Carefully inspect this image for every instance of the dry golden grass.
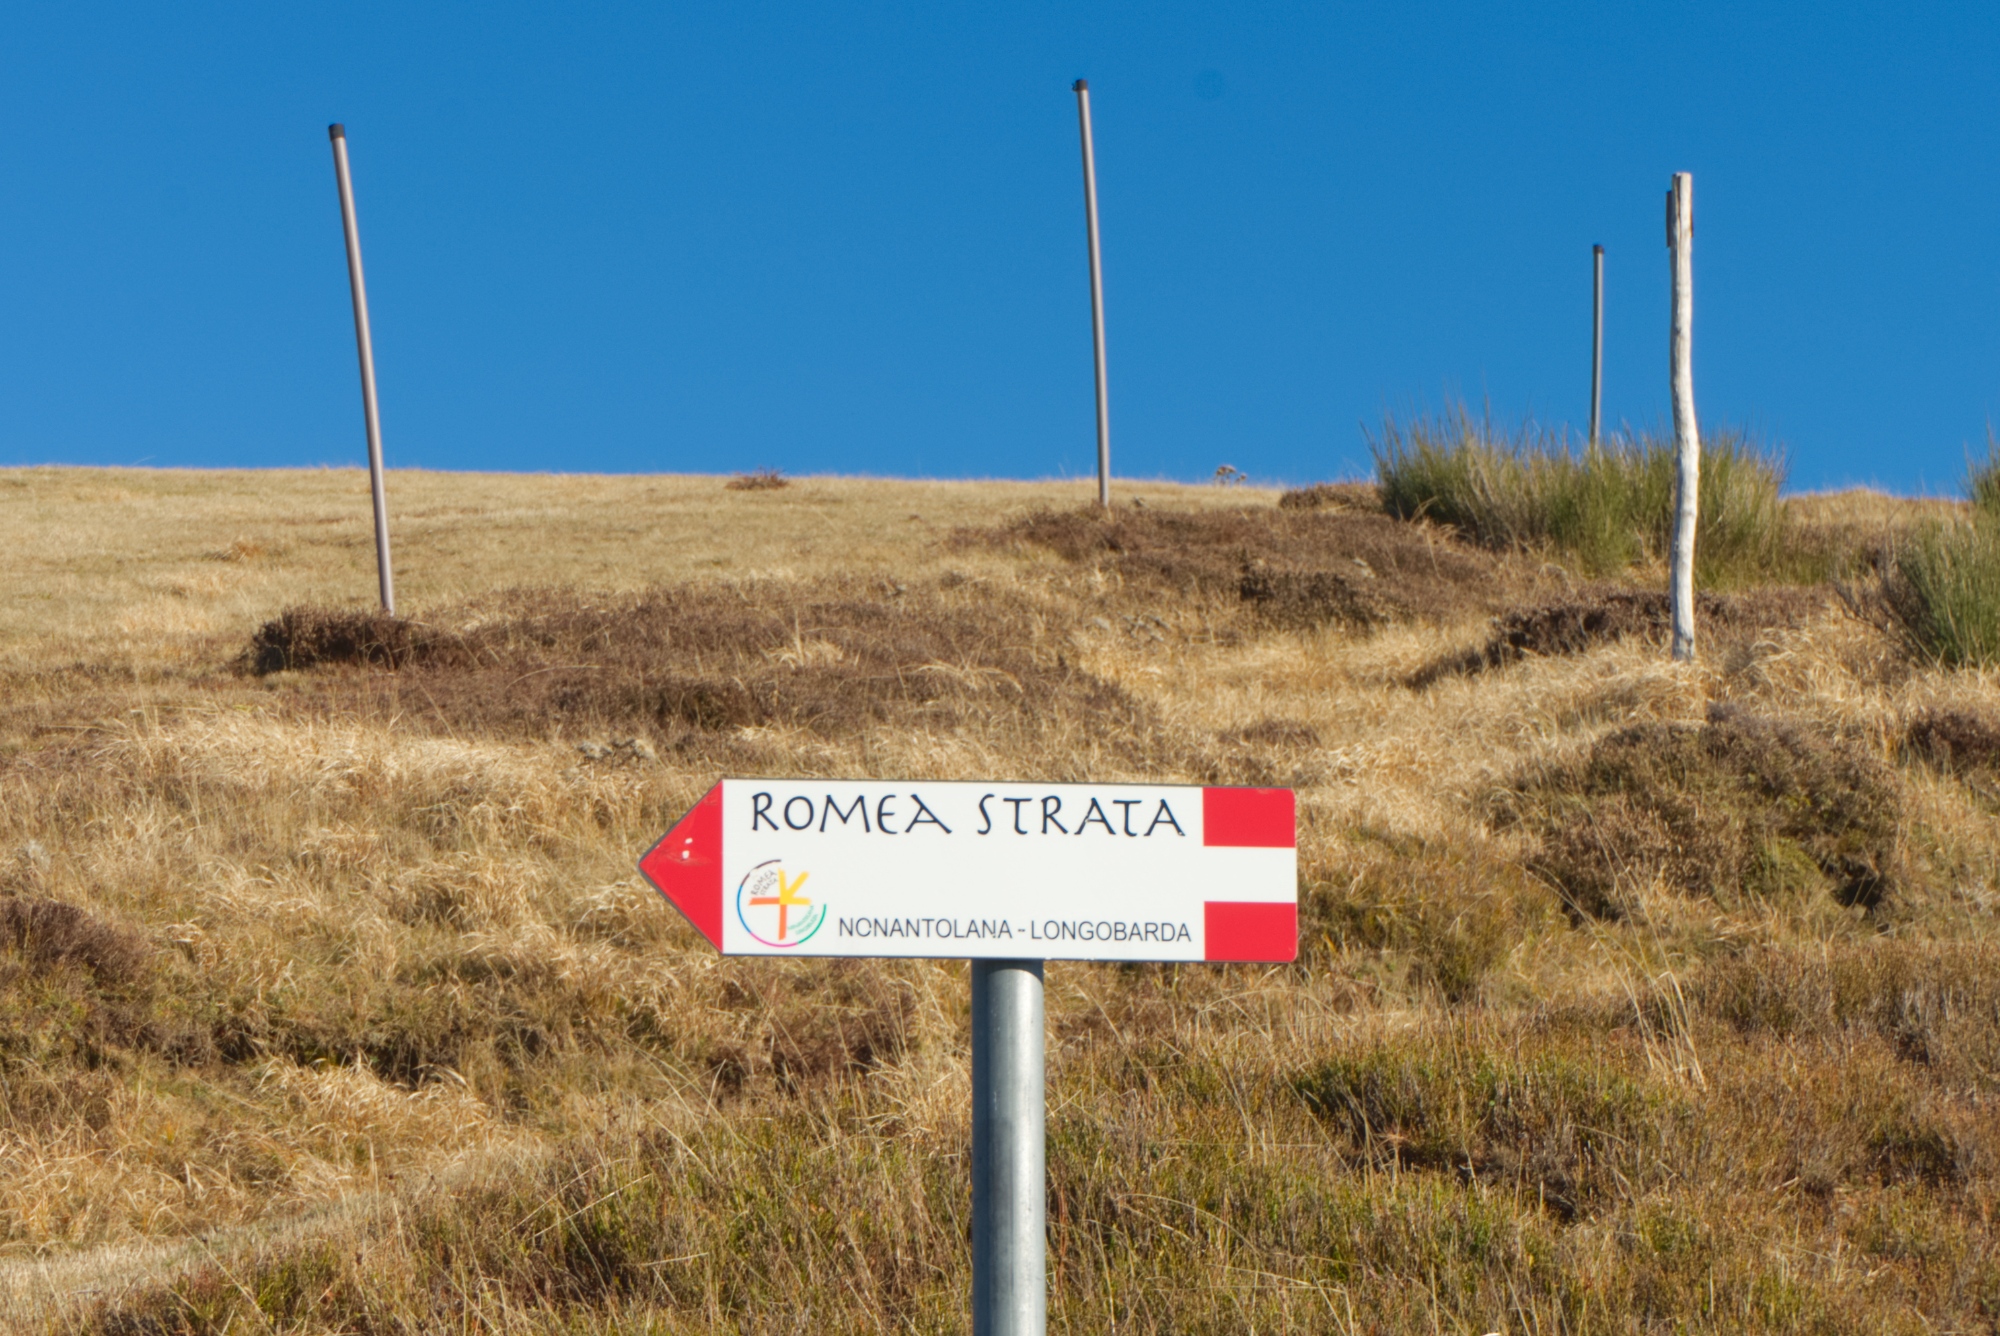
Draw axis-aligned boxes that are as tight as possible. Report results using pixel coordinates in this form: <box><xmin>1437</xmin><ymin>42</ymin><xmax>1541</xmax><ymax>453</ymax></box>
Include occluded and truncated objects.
<box><xmin>3</xmin><ymin>468</ymin><xmax>1999</xmax><ymax>1332</ymax></box>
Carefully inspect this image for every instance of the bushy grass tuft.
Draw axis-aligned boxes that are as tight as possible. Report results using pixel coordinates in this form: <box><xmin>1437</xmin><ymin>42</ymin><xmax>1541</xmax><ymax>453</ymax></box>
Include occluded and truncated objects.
<box><xmin>1876</xmin><ymin>437</ymin><xmax>2000</xmax><ymax>668</ymax></box>
<box><xmin>1884</xmin><ymin>518</ymin><xmax>2000</xmax><ymax>667</ymax></box>
<box><xmin>1371</xmin><ymin>410</ymin><xmax>1786</xmax><ymax>582</ymax></box>
<box><xmin>1968</xmin><ymin>435</ymin><xmax>2000</xmax><ymax>519</ymax></box>
<box><xmin>1508</xmin><ymin>702</ymin><xmax>1903</xmax><ymax>920</ymax></box>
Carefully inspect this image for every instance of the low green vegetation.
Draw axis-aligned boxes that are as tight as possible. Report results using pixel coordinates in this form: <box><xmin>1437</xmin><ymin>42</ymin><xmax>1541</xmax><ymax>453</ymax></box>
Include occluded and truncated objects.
<box><xmin>1371</xmin><ymin>410</ymin><xmax>1786</xmax><ymax>583</ymax></box>
<box><xmin>1883</xmin><ymin>441</ymin><xmax>2000</xmax><ymax>667</ymax></box>
<box><xmin>1968</xmin><ymin>435</ymin><xmax>2000</xmax><ymax>519</ymax></box>
<box><xmin>1884</xmin><ymin>519</ymin><xmax>2000</xmax><ymax>667</ymax></box>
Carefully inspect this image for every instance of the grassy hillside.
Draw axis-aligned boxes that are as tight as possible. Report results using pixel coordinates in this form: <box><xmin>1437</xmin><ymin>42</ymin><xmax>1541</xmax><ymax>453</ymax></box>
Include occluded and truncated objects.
<box><xmin>2</xmin><ymin>466</ymin><xmax>1998</xmax><ymax>1333</ymax></box>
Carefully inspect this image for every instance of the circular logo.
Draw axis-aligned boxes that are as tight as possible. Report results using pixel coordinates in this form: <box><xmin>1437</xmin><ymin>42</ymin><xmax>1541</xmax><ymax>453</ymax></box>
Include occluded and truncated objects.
<box><xmin>735</xmin><ymin>859</ymin><xmax>825</xmax><ymax>948</ymax></box>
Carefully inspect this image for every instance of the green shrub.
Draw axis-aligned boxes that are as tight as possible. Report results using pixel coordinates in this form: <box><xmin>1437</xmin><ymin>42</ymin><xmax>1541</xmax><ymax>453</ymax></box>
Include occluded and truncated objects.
<box><xmin>1968</xmin><ymin>436</ymin><xmax>2000</xmax><ymax>520</ymax></box>
<box><xmin>1884</xmin><ymin>519</ymin><xmax>2000</xmax><ymax>667</ymax></box>
<box><xmin>1370</xmin><ymin>411</ymin><xmax>1786</xmax><ymax>582</ymax></box>
<box><xmin>1877</xmin><ymin>435</ymin><xmax>2000</xmax><ymax>668</ymax></box>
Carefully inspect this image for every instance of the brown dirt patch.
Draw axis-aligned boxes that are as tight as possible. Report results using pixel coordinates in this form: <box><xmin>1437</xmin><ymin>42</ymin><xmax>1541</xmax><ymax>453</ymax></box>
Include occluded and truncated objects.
<box><xmin>1410</xmin><ymin>586</ymin><xmax>1838</xmax><ymax>687</ymax></box>
<box><xmin>1508</xmin><ymin>703</ymin><xmax>1902</xmax><ymax>919</ymax></box>
<box><xmin>977</xmin><ymin>503</ymin><xmax>1527</xmax><ymax>630</ymax></box>
<box><xmin>245</xmin><ymin>583</ymin><xmax>1169</xmax><ymax>762</ymax></box>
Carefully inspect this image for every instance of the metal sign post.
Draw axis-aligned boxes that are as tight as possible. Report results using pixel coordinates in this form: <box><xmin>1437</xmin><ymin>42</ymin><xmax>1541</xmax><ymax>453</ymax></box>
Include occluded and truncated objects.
<box><xmin>1590</xmin><ymin>244</ymin><xmax>1604</xmax><ymax>448</ymax></box>
<box><xmin>972</xmin><ymin>959</ymin><xmax>1045</xmax><ymax>1336</ymax></box>
<box><xmin>1072</xmin><ymin>80</ymin><xmax>1112</xmax><ymax>510</ymax></box>
<box><xmin>639</xmin><ymin>779</ymin><xmax>1297</xmax><ymax>1334</ymax></box>
<box><xmin>327</xmin><ymin>124</ymin><xmax>397</xmax><ymax>617</ymax></box>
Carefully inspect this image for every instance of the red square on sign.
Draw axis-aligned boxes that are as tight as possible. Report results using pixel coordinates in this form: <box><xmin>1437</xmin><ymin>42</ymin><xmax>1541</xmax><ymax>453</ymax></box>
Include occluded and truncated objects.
<box><xmin>1202</xmin><ymin>787</ymin><xmax>1295</xmax><ymax>847</ymax></box>
<box><xmin>1204</xmin><ymin>901</ymin><xmax>1297</xmax><ymax>962</ymax></box>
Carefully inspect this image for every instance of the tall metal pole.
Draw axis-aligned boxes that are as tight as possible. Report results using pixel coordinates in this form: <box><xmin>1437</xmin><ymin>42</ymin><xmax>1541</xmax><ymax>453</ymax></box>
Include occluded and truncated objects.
<box><xmin>971</xmin><ymin>959</ymin><xmax>1045</xmax><ymax>1336</ymax></box>
<box><xmin>1072</xmin><ymin>81</ymin><xmax>1111</xmax><ymax>510</ymax></box>
<box><xmin>1666</xmin><ymin>173</ymin><xmax>1698</xmax><ymax>662</ymax></box>
<box><xmin>328</xmin><ymin>124</ymin><xmax>397</xmax><ymax>617</ymax></box>
<box><xmin>1589</xmin><ymin>244</ymin><xmax>1604</xmax><ymax>448</ymax></box>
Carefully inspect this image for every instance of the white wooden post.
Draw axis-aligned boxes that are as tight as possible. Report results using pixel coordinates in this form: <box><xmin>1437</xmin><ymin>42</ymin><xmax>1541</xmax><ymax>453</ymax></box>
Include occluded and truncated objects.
<box><xmin>1666</xmin><ymin>173</ymin><xmax>1697</xmax><ymax>661</ymax></box>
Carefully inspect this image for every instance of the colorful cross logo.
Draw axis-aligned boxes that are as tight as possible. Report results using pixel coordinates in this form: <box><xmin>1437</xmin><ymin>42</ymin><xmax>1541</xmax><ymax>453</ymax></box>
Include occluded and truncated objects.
<box><xmin>734</xmin><ymin>859</ymin><xmax>826</xmax><ymax>948</ymax></box>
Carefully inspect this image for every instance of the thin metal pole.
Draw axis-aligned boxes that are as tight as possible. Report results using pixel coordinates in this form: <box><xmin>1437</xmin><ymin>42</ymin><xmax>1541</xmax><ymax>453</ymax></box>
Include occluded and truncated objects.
<box><xmin>328</xmin><ymin>123</ymin><xmax>397</xmax><ymax>617</ymax></box>
<box><xmin>1666</xmin><ymin>173</ymin><xmax>1698</xmax><ymax>661</ymax></box>
<box><xmin>1589</xmin><ymin>244</ymin><xmax>1604</xmax><ymax>448</ymax></box>
<box><xmin>1072</xmin><ymin>81</ymin><xmax>1111</xmax><ymax>510</ymax></box>
<box><xmin>971</xmin><ymin>959</ymin><xmax>1045</xmax><ymax>1336</ymax></box>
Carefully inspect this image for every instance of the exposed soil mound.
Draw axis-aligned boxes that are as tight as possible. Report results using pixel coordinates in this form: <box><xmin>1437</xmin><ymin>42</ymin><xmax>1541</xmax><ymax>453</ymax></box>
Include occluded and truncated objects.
<box><xmin>1905</xmin><ymin>710</ymin><xmax>2000</xmax><ymax>778</ymax></box>
<box><xmin>1411</xmin><ymin>586</ymin><xmax>1837</xmax><ymax>687</ymax></box>
<box><xmin>246</xmin><ymin>583</ymin><xmax>1166</xmax><ymax>758</ymax></box>
<box><xmin>1509</xmin><ymin>703</ymin><xmax>1901</xmax><ymax>919</ymax></box>
<box><xmin>980</xmin><ymin>504</ymin><xmax>1520</xmax><ymax>629</ymax></box>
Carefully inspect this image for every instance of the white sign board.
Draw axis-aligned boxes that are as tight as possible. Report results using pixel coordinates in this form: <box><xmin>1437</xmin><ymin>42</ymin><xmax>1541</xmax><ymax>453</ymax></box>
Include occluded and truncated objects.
<box><xmin>639</xmin><ymin>779</ymin><xmax>1297</xmax><ymax>962</ymax></box>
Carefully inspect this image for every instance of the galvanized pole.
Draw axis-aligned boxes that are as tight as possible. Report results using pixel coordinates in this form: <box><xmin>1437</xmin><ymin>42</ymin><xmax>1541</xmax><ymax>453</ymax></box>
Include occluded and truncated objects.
<box><xmin>1589</xmin><ymin>244</ymin><xmax>1604</xmax><ymax>448</ymax></box>
<box><xmin>1072</xmin><ymin>80</ymin><xmax>1111</xmax><ymax>510</ymax></box>
<box><xmin>971</xmin><ymin>959</ymin><xmax>1045</xmax><ymax>1336</ymax></box>
<box><xmin>328</xmin><ymin>124</ymin><xmax>397</xmax><ymax>617</ymax></box>
<box><xmin>1666</xmin><ymin>173</ymin><xmax>1698</xmax><ymax>661</ymax></box>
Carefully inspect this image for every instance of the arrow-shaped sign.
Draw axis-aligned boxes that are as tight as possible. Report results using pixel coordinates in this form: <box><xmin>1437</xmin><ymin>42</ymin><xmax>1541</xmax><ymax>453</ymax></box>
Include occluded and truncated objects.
<box><xmin>639</xmin><ymin>779</ymin><xmax>1296</xmax><ymax>962</ymax></box>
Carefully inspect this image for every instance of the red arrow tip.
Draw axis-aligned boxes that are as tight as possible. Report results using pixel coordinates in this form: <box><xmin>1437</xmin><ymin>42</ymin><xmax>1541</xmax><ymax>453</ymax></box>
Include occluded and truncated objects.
<box><xmin>638</xmin><ymin>783</ymin><xmax>725</xmax><ymax>950</ymax></box>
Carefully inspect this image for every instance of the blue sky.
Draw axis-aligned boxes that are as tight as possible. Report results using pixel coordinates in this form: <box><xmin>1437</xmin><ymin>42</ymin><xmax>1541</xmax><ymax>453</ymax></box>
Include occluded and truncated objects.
<box><xmin>0</xmin><ymin>2</ymin><xmax>1995</xmax><ymax>492</ymax></box>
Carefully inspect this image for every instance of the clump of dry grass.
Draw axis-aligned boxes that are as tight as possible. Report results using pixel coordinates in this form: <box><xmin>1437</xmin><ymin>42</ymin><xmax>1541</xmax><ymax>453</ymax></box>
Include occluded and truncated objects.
<box><xmin>1906</xmin><ymin>707</ymin><xmax>2000</xmax><ymax>777</ymax></box>
<box><xmin>246</xmin><ymin>606</ymin><xmax>427</xmax><ymax>672</ymax></box>
<box><xmin>1701</xmin><ymin>940</ymin><xmax>2000</xmax><ymax>1085</ymax></box>
<box><xmin>726</xmin><ymin>467</ymin><xmax>789</xmax><ymax>491</ymax></box>
<box><xmin>1409</xmin><ymin>585</ymin><xmax>1836</xmax><ymax>687</ymax></box>
<box><xmin>247</xmin><ymin>583</ymin><xmax>1171</xmax><ymax>771</ymax></box>
<box><xmin>1304</xmin><ymin>839</ymin><xmax>1554</xmax><ymax>1002</ymax></box>
<box><xmin>1508</xmin><ymin>702</ymin><xmax>1904</xmax><ymax>918</ymax></box>
<box><xmin>1277</xmin><ymin>480</ymin><xmax>1378</xmax><ymax>511</ymax></box>
<box><xmin>986</xmin><ymin>501</ymin><xmax>1535</xmax><ymax>630</ymax></box>
<box><xmin>0</xmin><ymin>896</ymin><xmax>147</xmax><ymax>987</ymax></box>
